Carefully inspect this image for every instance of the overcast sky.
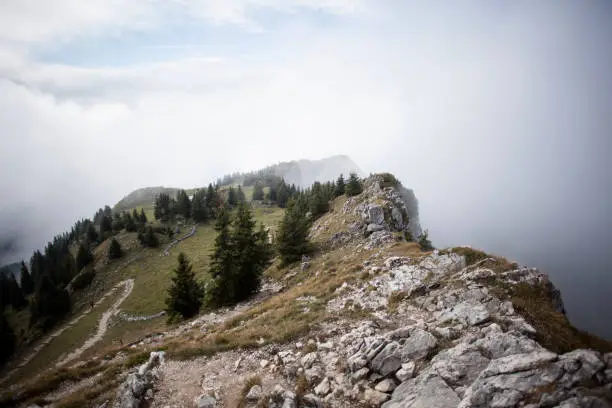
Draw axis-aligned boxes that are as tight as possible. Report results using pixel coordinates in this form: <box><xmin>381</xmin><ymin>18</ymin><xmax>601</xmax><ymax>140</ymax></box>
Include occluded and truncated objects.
<box><xmin>1</xmin><ymin>1</ymin><xmax>611</xmax><ymax>336</ymax></box>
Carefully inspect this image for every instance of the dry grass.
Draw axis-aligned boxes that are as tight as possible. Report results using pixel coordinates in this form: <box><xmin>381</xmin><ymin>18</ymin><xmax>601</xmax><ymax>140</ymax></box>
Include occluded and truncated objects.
<box><xmin>387</xmin><ymin>290</ymin><xmax>408</xmax><ymax>314</ymax></box>
<box><xmin>502</xmin><ymin>282</ymin><xmax>612</xmax><ymax>354</ymax></box>
<box><xmin>166</xmin><ymin>245</ymin><xmax>376</xmax><ymax>360</ymax></box>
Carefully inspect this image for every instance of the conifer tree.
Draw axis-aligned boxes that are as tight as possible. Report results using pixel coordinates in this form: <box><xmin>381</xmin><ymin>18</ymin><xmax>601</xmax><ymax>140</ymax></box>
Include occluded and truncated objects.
<box><xmin>0</xmin><ymin>274</ymin><xmax>27</xmax><ymax>310</ymax></box>
<box><xmin>86</xmin><ymin>224</ymin><xmax>99</xmax><ymax>245</ymax></box>
<box><xmin>132</xmin><ymin>208</ymin><xmax>140</xmax><ymax>223</ymax></box>
<box><xmin>138</xmin><ymin>226</ymin><xmax>159</xmax><ymax>248</ymax></box>
<box><xmin>252</xmin><ymin>182</ymin><xmax>265</xmax><ymax>201</ymax></box>
<box><xmin>227</xmin><ymin>186</ymin><xmax>238</xmax><ymax>206</ymax></box>
<box><xmin>30</xmin><ymin>275</ymin><xmax>71</xmax><ymax>330</ymax></box>
<box><xmin>76</xmin><ymin>243</ymin><xmax>94</xmax><ymax>272</ymax></box>
<box><xmin>276</xmin><ymin>196</ymin><xmax>312</xmax><ymax>265</ymax></box>
<box><xmin>176</xmin><ymin>190</ymin><xmax>192</xmax><ymax>219</ymax></box>
<box><xmin>345</xmin><ymin>173</ymin><xmax>363</xmax><ymax>197</ymax></box>
<box><xmin>276</xmin><ymin>180</ymin><xmax>290</xmax><ymax>208</ymax></box>
<box><xmin>108</xmin><ymin>238</ymin><xmax>123</xmax><ymax>260</ymax></box>
<box><xmin>140</xmin><ymin>208</ymin><xmax>148</xmax><ymax>224</ymax></box>
<box><xmin>191</xmin><ymin>189</ymin><xmax>210</xmax><ymax>223</ymax></box>
<box><xmin>0</xmin><ymin>312</ymin><xmax>16</xmax><ymax>365</ymax></box>
<box><xmin>20</xmin><ymin>261</ymin><xmax>34</xmax><ymax>295</ymax></box>
<box><xmin>418</xmin><ymin>230</ymin><xmax>434</xmax><ymax>251</ymax></box>
<box><xmin>237</xmin><ymin>185</ymin><xmax>246</xmax><ymax>203</ymax></box>
<box><xmin>207</xmin><ymin>208</ymin><xmax>235</xmax><ymax>307</ymax></box>
<box><xmin>334</xmin><ymin>174</ymin><xmax>345</xmax><ymax>197</ymax></box>
<box><xmin>124</xmin><ymin>212</ymin><xmax>137</xmax><ymax>232</ymax></box>
<box><xmin>231</xmin><ymin>202</ymin><xmax>268</xmax><ymax>301</ymax></box>
<box><xmin>165</xmin><ymin>253</ymin><xmax>204</xmax><ymax>320</ymax></box>
<box><xmin>99</xmin><ymin>215</ymin><xmax>113</xmax><ymax>238</ymax></box>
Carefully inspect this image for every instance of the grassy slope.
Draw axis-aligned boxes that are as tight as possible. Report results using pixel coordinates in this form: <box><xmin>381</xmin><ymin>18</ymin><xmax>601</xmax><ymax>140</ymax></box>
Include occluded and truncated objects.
<box><xmin>4</xmin><ymin>205</ymin><xmax>285</xmax><ymax>388</ymax></box>
<box><xmin>9</xmin><ymin>288</ymin><xmax>124</xmax><ymax>384</ymax></box>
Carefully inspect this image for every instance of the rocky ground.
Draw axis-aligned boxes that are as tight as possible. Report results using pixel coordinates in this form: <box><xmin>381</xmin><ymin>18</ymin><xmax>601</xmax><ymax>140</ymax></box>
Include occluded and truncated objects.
<box><xmin>13</xmin><ymin>175</ymin><xmax>612</xmax><ymax>408</ymax></box>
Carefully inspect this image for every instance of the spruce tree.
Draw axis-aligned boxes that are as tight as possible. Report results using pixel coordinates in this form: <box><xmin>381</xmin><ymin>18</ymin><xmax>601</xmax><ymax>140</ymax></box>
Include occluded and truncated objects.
<box><xmin>237</xmin><ymin>185</ymin><xmax>246</xmax><ymax>203</ymax></box>
<box><xmin>165</xmin><ymin>253</ymin><xmax>204</xmax><ymax>320</ymax></box>
<box><xmin>99</xmin><ymin>215</ymin><xmax>113</xmax><ymax>239</ymax></box>
<box><xmin>139</xmin><ymin>208</ymin><xmax>148</xmax><ymax>224</ymax></box>
<box><xmin>20</xmin><ymin>261</ymin><xmax>34</xmax><ymax>295</ymax></box>
<box><xmin>191</xmin><ymin>189</ymin><xmax>210</xmax><ymax>223</ymax></box>
<box><xmin>345</xmin><ymin>173</ymin><xmax>363</xmax><ymax>197</ymax></box>
<box><xmin>266</xmin><ymin>185</ymin><xmax>277</xmax><ymax>203</ymax></box>
<box><xmin>86</xmin><ymin>224</ymin><xmax>99</xmax><ymax>245</ymax></box>
<box><xmin>335</xmin><ymin>174</ymin><xmax>345</xmax><ymax>197</ymax></box>
<box><xmin>138</xmin><ymin>227</ymin><xmax>159</xmax><ymax>248</ymax></box>
<box><xmin>124</xmin><ymin>212</ymin><xmax>137</xmax><ymax>232</ymax></box>
<box><xmin>207</xmin><ymin>208</ymin><xmax>236</xmax><ymax>307</ymax></box>
<box><xmin>227</xmin><ymin>186</ymin><xmax>238</xmax><ymax>207</ymax></box>
<box><xmin>176</xmin><ymin>190</ymin><xmax>192</xmax><ymax>219</ymax></box>
<box><xmin>418</xmin><ymin>230</ymin><xmax>434</xmax><ymax>251</ymax></box>
<box><xmin>108</xmin><ymin>238</ymin><xmax>123</xmax><ymax>260</ymax></box>
<box><xmin>30</xmin><ymin>275</ymin><xmax>71</xmax><ymax>330</ymax></box>
<box><xmin>252</xmin><ymin>182</ymin><xmax>265</xmax><ymax>201</ymax></box>
<box><xmin>132</xmin><ymin>208</ymin><xmax>140</xmax><ymax>223</ymax></box>
<box><xmin>76</xmin><ymin>243</ymin><xmax>94</xmax><ymax>272</ymax></box>
<box><xmin>231</xmin><ymin>202</ymin><xmax>266</xmax><ymax>301</ymax></box>
<box><xmin>276</xmin><ymin>196</ymin><xmax>312</xmax><ymax>265</ymax></box>
<box><xmin>0</xmin><ymin>312</ymin><xmax>16</xmax><ymax>365</ymax></box>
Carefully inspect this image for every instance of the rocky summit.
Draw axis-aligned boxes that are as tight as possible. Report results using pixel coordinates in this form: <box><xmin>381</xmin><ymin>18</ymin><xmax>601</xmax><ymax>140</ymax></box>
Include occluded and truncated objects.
<box><xmin>5</xmin><ymin>174</ymin><xmax>612</xmax><ymax>408</ymax></box>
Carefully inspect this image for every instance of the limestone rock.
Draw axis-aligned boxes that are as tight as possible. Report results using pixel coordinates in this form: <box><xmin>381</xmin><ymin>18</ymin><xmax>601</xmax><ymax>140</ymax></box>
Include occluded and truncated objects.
<box><xmin>375</xmin><ymin>378</ymin><xmax>397</xmax><ymax>393</ymax></box>
<box><xmin>437</xmin><ymin>301</ymin><xmax>490</xmax><ymax>326</ymax></box>
<box><xmin>401</xmin><ymin>329</ymin><xmax>437</xmax><ymax>361</ymax></box>
<box><xmin>302</xmin><ymin>393</ymin><xmax>324</xmax><ymax>408</ymax></box>
<box><xmin>246</xmin><ymin>385</ymin><xmax>263</xmax><ymax>401</ymax></box>
<box><xmin>367</xmin><ymin>205</ymin><xmax>385</xmax><ymax>225</ymax></box>
<box><xmin>364</xmin><ymin>388</ymin><xmax>391</xmax><ymax>405</ymax></box>
<box><xmin>301</xmin><ymin>352</ymin><xmax>318</xmax><ymax>368</ymax></box>
<box><xmin>383</xmin><ymin>376</ymin><xmax>460</xmax><ymax>408</ymax></box>
<box><xmin>314</xmin><ymin>377</ymin><xmax>331</xmax><ymax>396</ymax></box>
<box><xmin>367</xmin><ymin>223</ymin><xmax>385</xmax><ymax>233</ymax></box>
<box><xmin>370</xmin><ymin>342</ymin><xmax>402</xmax><ymax>376</ymax></box>
<box><xmin>195</xmin><ymin>395</ymin><xmax>216</xmax><ymax>408</ymax></box>
<box><xmin>395</xmin><ymin>362</ymin><xmax>416</xmax><ymax>382</ymax></box>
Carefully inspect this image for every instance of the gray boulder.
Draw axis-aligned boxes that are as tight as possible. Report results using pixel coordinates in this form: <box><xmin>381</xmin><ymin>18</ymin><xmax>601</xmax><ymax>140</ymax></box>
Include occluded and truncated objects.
<box><xmin>383</xmin><ymin>375</ymin><xmax>460</xmax><ymax>408</ymax></box>
<box><xmin>401</xmin><ymin>329</ymin><xmax>438</xmax><ymax>361</ymax></box>
<box><xmin>195</xmin><ymin>395</ymin><xmax>217</xmax><ymax>408</ymax></box>
<box><xmin>368</xmin><ymin>205</ymin><xmax>385</xmax><ymax>225</ymax></box>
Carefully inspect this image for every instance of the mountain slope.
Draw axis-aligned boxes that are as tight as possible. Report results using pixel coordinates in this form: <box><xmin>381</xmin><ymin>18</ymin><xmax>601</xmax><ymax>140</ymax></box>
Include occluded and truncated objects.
<box><xmin>3</xmin><ymin>174</ymin><xmax>612</xmax><ymax>408</ymax></box>
<box><xmin>114</xmin><ymin>187</ymin><xmax>180</xmax><ymax>212</ymax></box>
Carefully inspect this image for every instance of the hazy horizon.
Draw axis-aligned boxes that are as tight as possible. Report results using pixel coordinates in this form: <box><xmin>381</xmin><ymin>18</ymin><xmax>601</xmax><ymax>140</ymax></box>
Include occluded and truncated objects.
<box><xmin>1</xmin><ymin>1</ymin><xmax>611</xmax><ymax>338</ymax></box>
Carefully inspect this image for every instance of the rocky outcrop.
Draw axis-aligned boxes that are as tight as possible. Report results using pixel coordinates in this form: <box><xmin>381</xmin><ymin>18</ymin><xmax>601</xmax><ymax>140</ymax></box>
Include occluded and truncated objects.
<box><xmin>114</xmin><ymin>351</ymin><xmax>165</xmax><ymax>408</ymax></box>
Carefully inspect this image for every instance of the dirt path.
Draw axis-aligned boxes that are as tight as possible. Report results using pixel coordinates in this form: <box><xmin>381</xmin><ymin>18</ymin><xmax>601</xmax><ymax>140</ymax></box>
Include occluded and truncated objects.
<box><xmin>56</xmin><ymin>279</ymin><xmax>134</xmax><ymax>367</ymax></box>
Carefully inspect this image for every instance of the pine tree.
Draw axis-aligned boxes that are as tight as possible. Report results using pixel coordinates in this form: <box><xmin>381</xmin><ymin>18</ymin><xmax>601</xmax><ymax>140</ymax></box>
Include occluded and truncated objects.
<box><xmin>276</xmin><ymin>196</ymin><xmax>312</xmax><ymax>265</ymax></box>
<box><xmin>108</xmin><ymin>238</ymin><xmax>123</xmax><ymax>260</ymax></box>
<box><xmin>237</xmin><ymin>185</ymin><xmax>246</xmax><ymax>203</ymax></box>
<box><xmin>266</xmin><ymin>185</ymin><xmax>277</xmax><ymax>203</ymax></box>
<box><xmin>111</xmin><ymin>212</ymin><xmax>124</xmax><ymax>232</ymax></box>
<box><xmin>308</xmin><ymin>182</ymin><xmax>329</xmax><ymax>218</ymax></box>
<box><xmin>334</xmin><ymin>174</ymin><xmax>345</xmax><ymax>197</ymax></box>
<box><xmin>139</xmin><ymin>208</ymin><xmax>148</xmax><ymax>224</ymax></box>
<box><xmin>138</xmin><ymin>227</ymin><xmax>159</xmax><ymax>248</ymax></box>
<box><xmin>191</xmin><ymin>189</ymin><xmax>210</xmax><ymax>223</ymax></box>
<box><xmin>124</xmin><ymin>212</ymin><xmax>137</xmax><ymax>232</ymax></box>
<box><xmin>86</xmin><ymin>224</ymin><xmax>99</xmax><ymax>245</ymax></box>
<box><xmin>231</xmin><ymin>203</ymin><xmax>265</xmax><ymax>301</ymax></box>
<box><xmin>418</xmin><ymin>230</ymin><xmax>434</xmax><ymax>251</ymax></box>
<box><xmin>20</xmin><ymin>261</ymin><xmax>34</xmax><ymax>295</ymax></box>
<box><xmin>345</xmin><ymin>173</ymin><xmax>363</xmax><ymax>197</ymax></box>
<box><xmin>132</xmin><ymin>208</ymin><xmax>140</xmax><ymax>223</ymax></box>
<box><xmin>0</xmin><ymin>274</ymin><xmax>27</xmax><ymax>310</ymax></box>
<box><xmin>76</xmin><ymin>243</ymin><xmax>94</xmax><ymax>272</ymax></box>
<box><xmin>165</xmin><ymin>253</ymin><xmax>204</xmax><ymax>320</ymax></box>
<box><xmin>276</xmin><ymin>180</ymin><xmax>290</xmax><ymax>208</ymax></box>
<box><xmin>0</xmin><ymin>312</ymin><xmax>16</xmax><ymax>365</ymax></box>
<box><xmin>176</xmin><ymin>190</ymin><xmax>192</xmax><ymax>219</ymax></box>
<box><xmin>207</xmin><ymin>208</ymin><xmax>236</xmax><ymax>307</ymax></box>
<box><xmin>252</xmin><ymin>182</ymin><xmax>265</xmax><ymax>201</ymax></box>
<box><xmin>99</xmin><ymin>215</ymin><xmax>113</xmax><ymax>239</ymax></box>
<box><xmin>227</xmin><ymin>186</ymin><xmax>238</xmax><ymax>207</ymax></box>
<box><xmin>30</xmin><ymin>275</ymin><xmax>71</xmax><ymax>330</ymax></box>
